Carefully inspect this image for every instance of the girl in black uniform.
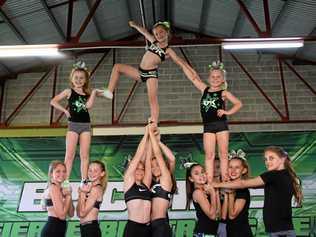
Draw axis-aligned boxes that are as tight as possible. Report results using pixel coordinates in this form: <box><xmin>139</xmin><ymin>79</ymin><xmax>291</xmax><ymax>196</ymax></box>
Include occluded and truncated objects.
<box><xmin>222</xmin><ymin>150</ymin><xmax>253</xmax><ymax>237</ymax></box>
<box><xmin>103</xmin><ymin>20</ymin><xmax>186</xmax><ymax>125</ymax></box>
<box><xmin>41</xmin><ymin>160</ymin><xmax>74</xmax><ymax>237</ymax></box>
<box><xmin>50</xmin><ymin>61</ymin><xmax>103</xmax><ymax>186</ymax></box>
<box><xmin>214</xmin><ymin>146</ymin><xmax>303</xmax><ymax>237</ymax></box>
<box><xmin>148</xmin><ymin>123</ymin><xmax>176</xmax><ymax>237</ymax></box>
<box><xmin>77</xmin><ymin>160</ymin><xmax>107</xmax><ymax>237</ymax></box>
<box><xmin>186</xmin><ymin>163</ymin><xmax>218</xmax><ymax>237</ymax></box>
<box><xmin>123</xmin><ymin>126</ymin><xmax>152</xmax><ymax>237</ymax></box>
<box><xmin>172</xmin><ymin>60</ymin><xmax>242</xmax><ymax>183</ymax></box>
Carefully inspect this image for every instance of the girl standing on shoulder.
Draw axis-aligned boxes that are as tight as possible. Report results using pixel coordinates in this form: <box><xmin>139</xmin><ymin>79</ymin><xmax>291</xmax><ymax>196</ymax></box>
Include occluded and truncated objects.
<box><xmin>186</xmin><ymin>163</ymin><xmax>218</xmax><ymax>237</ymax></box>
<box><xmin>175</xmin><ymin>60</ymin><xmax>242</xmax><ymax>183</ymax></box>
<box><xmin>213</xmin><ymin>146</ymin><xmax>303</xmax><ymax>237</ymax></box>
<box><xmin>103</xmin><ymin>20</ymin><xmax>185</xmax><ymax>125</ymax></box>
<box><xmin>77</xmin><ymin>160</ymin><xmax>107</xmax><ymax>237</ymax></box>
<box><xmin>41</xmin><ymin>160</ymin><xmax>74</xmax><ymax>237</ymax></box>
<box><xmin>50</xmin><ymin>61</ymin><xmax>103</xmax><ymax>186</ymax></box>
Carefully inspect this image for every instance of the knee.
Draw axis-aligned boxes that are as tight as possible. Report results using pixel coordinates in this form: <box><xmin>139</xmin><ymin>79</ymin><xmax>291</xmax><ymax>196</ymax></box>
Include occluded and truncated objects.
<box><xmin>65</xmin><ymin>152</ymin><xmax>75</xmax><ymax>160</ymax></box>
<box><xmin>114</xmin><ymin>63</ymin><xmax>123</xmax><ymax>72</ymax></box>
<box><xmin>80</xmin><ymin>154</ymin><xmax>89</xmax><ymax>161</ymax></box>
<box><xmin>218</xmin><ymin>150</ymin><xmax>228</xmax><ymax>159</ymax></box>
<box><xmin>149</xmin><ymin>93</ymin><xmax>158</xmax><ymax>104</ymax></box>
<box><xmin>205</xmin><ymin>152</ymin><xmax>215</xmax><ymax>161</ymax></box>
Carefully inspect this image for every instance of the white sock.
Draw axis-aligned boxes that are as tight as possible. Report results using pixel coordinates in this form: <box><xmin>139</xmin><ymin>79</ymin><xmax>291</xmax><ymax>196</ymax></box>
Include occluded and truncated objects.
<box><xmin>103</xmin><ymin>89</ymin><xmax>113</xmax><ymax>99</ymax></box>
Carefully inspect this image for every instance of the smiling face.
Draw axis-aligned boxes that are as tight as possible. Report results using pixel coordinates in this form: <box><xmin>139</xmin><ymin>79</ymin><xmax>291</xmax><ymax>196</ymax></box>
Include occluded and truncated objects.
<box><xmin>151</xmin><ymin>157</ymin><xmax>161</xmax><ymax>178</ymax></box>
<box><xmin>70</xmin><ymin>70</ymin><xmax>87</xmax><ymax>89</ymax></box>
<box><xmin>228</xmin><ymin>158</ymin><xmax>247</xmax><ymax>180</ymax></box>
<box><xmin>50</xmin><ymin>164</ymin><xmax>66</xmax><ymax>184</ymax></box>
<box><xmin>135</xmin><ymin>162</ymin><xmax>145</xmax><ymax>182</ymax></box>
<box><xmin>152</xmin><ymin>25</ymin><xmax>169</xmax><ymax>42</ymax></box>
<box><xmin>88</xmin><ymin>163</ymin><xmax>105</xmax><ymax>182</ymax></box>
<box><xmin>189</xmin><ymin>165</ymin><xmax>207</xmax><ymax>185</ymax></box>
<box><xmin>264</xmin><ymin>150</ymin><xmax>285</xmax><ymax>171</ymax></box>
<box><xmin>208</xmin><ymin>69</ymin><xmax>224</xmax><ymax>89</ymax></box>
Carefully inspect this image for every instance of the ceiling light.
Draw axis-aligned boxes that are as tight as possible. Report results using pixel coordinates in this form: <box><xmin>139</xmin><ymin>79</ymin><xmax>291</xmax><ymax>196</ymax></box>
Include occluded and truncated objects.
<box><xmin>0</xmin><ymin>44</ymin><xmax>63</xmax><ymax>57</ymax></box>
<box><xmin>222</xmin><ymin>39</ymin><xmax>304</xmax><ymax>50</ymax></box>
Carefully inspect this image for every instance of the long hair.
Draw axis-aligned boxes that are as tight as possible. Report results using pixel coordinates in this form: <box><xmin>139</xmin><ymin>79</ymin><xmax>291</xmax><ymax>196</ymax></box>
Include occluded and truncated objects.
<box><xmin>185</xmin><ymin>163</ymin><xmax>201</xmax><ymax>209</ymax></box>
<box><xmin>264</xmin><ymin>146</ymin><xmax>303</xmax><ymax>206</ymax></box>
<box><xmin>69</xmin><ymin>68</ymin><xmax>91</xmax><ymax>96</ymax></box>
<box><xmin>47</xmin><ymin>160</ymin><xmax>66</xmax><ymax>187</ymax></box>
<box><xmin>91</xmin><ymin>160</ymin><xmax>108</xmax><ymax>193</ymax></box>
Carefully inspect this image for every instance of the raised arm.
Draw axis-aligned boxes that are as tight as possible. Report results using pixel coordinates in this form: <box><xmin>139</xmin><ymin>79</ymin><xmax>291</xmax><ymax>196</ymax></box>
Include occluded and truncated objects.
<box><xmin>159</xmin><ymin>141</ymin><xmax>176</xmax><ymax>173</ymax></box>
<box><xmin>124</xmin><ymin>127</ymin><xmax>149</xmax><ymax>190</ymax></box>
<box><xmin>167</xmin><ymin>48</ymin><xmax>207</xmax><ymax>92</ymax></box>
<box><xmin>129</xmin><ymin>21</ymin><xmax>156</xmax><ymax>43</ymax></box>
<box><xmin>143</xmin><ymin>139</ymin><xmax>153</xmax><ymax>188</ymax></box>
<box><xmin>50</xmin><ymin>89</ymin><xmax>71</xmax><ymax>118</ymax></box>
<box><xmin>148</xmin><ymin>124</ymin><xmax>171</xmax><ymax>182</ymax></box>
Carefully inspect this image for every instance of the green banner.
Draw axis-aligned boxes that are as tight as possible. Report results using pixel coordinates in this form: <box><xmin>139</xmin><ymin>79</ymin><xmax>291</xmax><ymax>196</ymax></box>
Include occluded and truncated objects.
<box><xmin>0</xmin><ymin>131</ymin><xmax>315</xmax><ymax>236</ymax></box>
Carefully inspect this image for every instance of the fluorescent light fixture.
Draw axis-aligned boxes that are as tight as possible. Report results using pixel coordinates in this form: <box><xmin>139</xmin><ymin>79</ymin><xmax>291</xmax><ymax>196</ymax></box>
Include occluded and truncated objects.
<box><xmin>0</xmin><ymin>44</ymin><xmax>63</xmax><ymax>57</ymax></box>
<box><xmin>222</xmin><ymin>40</ymin><xmax>304</xmax><ymax>50</ymax></box>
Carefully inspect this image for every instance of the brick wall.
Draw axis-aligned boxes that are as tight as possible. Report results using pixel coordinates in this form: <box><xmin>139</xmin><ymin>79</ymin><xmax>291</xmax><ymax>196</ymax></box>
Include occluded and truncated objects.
<box><xmin>2</xmin><ymin>46</ymin><xmax>316</xmax><ymax>132</ymax></box>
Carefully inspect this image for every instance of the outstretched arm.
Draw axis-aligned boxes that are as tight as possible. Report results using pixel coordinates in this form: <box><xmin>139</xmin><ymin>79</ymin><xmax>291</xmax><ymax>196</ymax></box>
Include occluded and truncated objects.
<box><xmin>167</xmin><ymin>48</ymin><xmax>207</xmax><ymax>92</ymax></box>
<box><xmin>129</xmin><ymin>21</ymin><xmax>156</xmax><ymax>43</ymax></box>
<box><xmin>213</xmin><ymin>176</ymin><xmax>264</xmax><ymax>189</ymax></box>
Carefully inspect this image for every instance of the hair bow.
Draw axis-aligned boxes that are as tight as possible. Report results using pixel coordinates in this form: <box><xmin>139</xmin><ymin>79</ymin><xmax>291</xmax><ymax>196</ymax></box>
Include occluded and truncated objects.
<box><xmin>73</xmin><ymin>60</ymin><xmax>88</xmax><ymax>70</ymax></box>
<box><xmin>183</xmin><ymin>162</ymin><xmax>198</xmax><ymax>169</ymax></box>
<box><xmin>154</xmin><ymin>21</ymin><xmax>170</xmax><ymax>29</ymax></box>
<box><xmin>228</xmin><ymin>149</ymin><xmax>247</xmax><ymax>161</ymax></box>
<box><xmin>208</xmin><ymin>60</ymin><xmax>225</xmax><ymax>71</ymax></box>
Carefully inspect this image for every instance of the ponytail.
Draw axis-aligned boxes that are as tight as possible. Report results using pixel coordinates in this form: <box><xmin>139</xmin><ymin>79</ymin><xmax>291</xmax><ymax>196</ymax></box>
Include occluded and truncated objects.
<box><xmin>185</xmin><ymin>163</ymin><xmax>200</xmax><ymax>209</ymax></box>
<box><xmin>264</xmin><ymin>146</ymin><xmax>303</xmax><ymax>206</ymax></box>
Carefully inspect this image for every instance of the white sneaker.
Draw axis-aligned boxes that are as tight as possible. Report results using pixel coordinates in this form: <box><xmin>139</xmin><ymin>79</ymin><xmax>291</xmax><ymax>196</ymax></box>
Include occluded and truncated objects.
<box><xmin>103</xmin><ymin>89</ymin><xmax>113</xmax><ymax>99</ymax></box>
<box><xmin>80</xmin><ymin>179</ymin><xmax>91</xmax><ymax>189</ymax></box>
<box><xmin>62</xmin><ymin>179</ymin><xmax>70</xmax><ymax>189</ymax></box>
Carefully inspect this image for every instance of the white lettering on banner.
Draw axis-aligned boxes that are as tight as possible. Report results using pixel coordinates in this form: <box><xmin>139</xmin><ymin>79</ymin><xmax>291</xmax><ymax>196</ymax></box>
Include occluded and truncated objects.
<box><xmin>18</xmin><ymin>181</ymin><xmax>266</xmax><ymax>213</ymax></box>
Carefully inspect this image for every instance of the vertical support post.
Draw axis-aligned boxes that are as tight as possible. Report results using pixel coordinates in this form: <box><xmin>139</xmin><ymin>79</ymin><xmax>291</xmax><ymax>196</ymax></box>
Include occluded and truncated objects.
<box><xmin>0</xmin><ymin>81</ymin><xmax>5</xmax><ymax>125</ymax></box>
<box><xmin>50</xmin><ymin>65</ymin><xmax>58</xmax><ymax>125</ymax></box>
<box><xmin>66</xmin><ymin>0</ymin><xmax>74</xmax><ymax>41</ymax></box>
<box><xmin>277</xmin><ymin>57</ymin><xmax>289</xmax><ymax>120</ymax></box>
<box><xmin>111</xmin><ymin>49</ymin><xmax>116</xmax><ymax>124</ymax></box>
